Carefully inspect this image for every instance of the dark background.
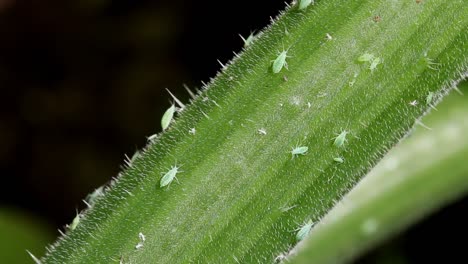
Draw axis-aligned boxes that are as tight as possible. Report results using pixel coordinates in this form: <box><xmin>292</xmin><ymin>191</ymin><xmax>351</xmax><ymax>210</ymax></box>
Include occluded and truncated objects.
<box><xmin>0</xmin><ymin>0</ymin><xmax>466</xmax><ymax>263</ymax></box>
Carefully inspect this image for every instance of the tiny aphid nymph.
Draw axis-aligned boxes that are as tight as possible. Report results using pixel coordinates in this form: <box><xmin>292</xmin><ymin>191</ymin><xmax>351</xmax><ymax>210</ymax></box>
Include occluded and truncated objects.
<box><xmin>160</xmin><ymin>165</ymin><xmax>182</xmax><ymax>188</ymax></box>
<box><xmin>272</xmin><ymin>48</ymin><xmax>291</xmax><ymax>74</ymax></box>
<box><xmin>161</xmin><ymin>104</ymin><xmax>176</xmax><ymax>131</ymax></box>
<box><xmin>426</xmin><ymin>92</ymin><xmax>434</xmax><ymax>105</ymax></box>
<box><xmin>291</xmin><ymin>146</ymin><xmax>308</xmax><ymax>158</ymax></box>
<box><xmin>333</xmin><ymin>130</ymin><xmax>349</xmax><ymax>148</ymax></box>
<box><xmin>296</xmin><ymin>220</ymin><xmax>314</xmax><ymax>241</ymax></box>
<box><xmin>333</xmin><ymin>157</ymin><xmax>344</xmax><ymax>163</ymax></box>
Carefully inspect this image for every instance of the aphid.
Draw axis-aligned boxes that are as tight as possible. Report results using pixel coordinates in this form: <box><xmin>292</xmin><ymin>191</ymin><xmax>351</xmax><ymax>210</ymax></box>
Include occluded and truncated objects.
<box><xmin>333</xmin><ymin>157</ymin><xmax>344</xmax><ymax>163</ymax></box>
<box><xmin>357</xmin><ymin>53</ymin><xmax>374</xmax><ymax>62</ymax></box>
<box><xmin>69</xmin><ymin>213</ymin><xmax>81</xmax><ymax>231</ymax></box>
<box><xmin>160</xmin><ymin>165</ymin><xmax>182</xmax><ymax>188</ymax></box>
<box><xmin>272</xmin><ymin>48</ymin><xmax>291</xmax><ymax>74</ymax></box>
<box><xmin>369</xmin><ymin>57</ymin><xmax>381</xmax><ymax>71</ymax></box>
<box><xmin>298</xmin><ymin>0</ymin><xmax>313</xmax><ymax>10</ymax></box>
<box><xmin>161</xmin><ymin>104</ymin><xmax>175</xmax><ymax>130</ymax></box>
<box><xmin>240</xmin><ymin>32</ymin><xmax>256</xmax><ymax>47</ymax></box>
<box><xmin>426</xmin><ymin>92</ymin><xmax>434</xmax><ymax>105</ymax></box>
<box><xmin>296</xmin><ymin>220</ymin><xmax>314</xmax><ymax>241</ymax></box>
<box><xmin>409</xmin><ymin>100</ymin><xmax>418</xmax><ymax>107</ymax></box>
<box><xmin>291</xmin><ymin>146</ymin><xmax>308</xmax><ymax>158</ymax></box>
<box><xmin>333</xmin><ymin>130</ymin><xmax>349</xmax><ymax>148</ymax></box>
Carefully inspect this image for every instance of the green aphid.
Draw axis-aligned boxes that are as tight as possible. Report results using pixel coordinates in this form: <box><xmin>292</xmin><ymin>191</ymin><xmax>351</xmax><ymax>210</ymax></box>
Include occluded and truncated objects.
<box><xmin>291</xmin><ymin>146</ymin><xmax>308</xmax><ymax>159</ymax></box>
<box><xmin>296</xmin><ymin>220</ymin><xmax>314</xmax><ymax>241</ymax></box>
<box><xmin>333</xmin><ymin>157</ymin><xmax>344</xmax><ymax>163</ymax></box>
<box><xmin>298</xmin><ymin>0</ymin><xmax>313</xmax><ymax>10</ymax></box>
<box><xmin>160</xmin><ymin>165</ymin><xmax>182</xmax><ymax>188</ymax></box>
<box><xmin>161</xmin><ymin>104</ymin><xmax>175</xmax><ymax>130</ymax></box>
<box><xmin>333</xmin><ymin>130</ymin><xmax>349</xmax><ymax>148</ymax></box>
<box><xmin>272</xmin><ymin>48</ymin><xmax>291</xmax><ymax>74</ymax></box>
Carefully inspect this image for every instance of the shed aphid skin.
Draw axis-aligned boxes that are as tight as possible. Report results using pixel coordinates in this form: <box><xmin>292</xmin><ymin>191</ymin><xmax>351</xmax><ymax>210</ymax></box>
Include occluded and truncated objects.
<box><xmin>160</xmin><ymin>165</ymin><xmax>182</xmax><ymax>188</ymax></box>
<box><xmin>240</xmin><ymin>32</ymin><xmax>256</xmax><ymax>47</ymax></box>
<box><xmin>296</xmin><ymin>220</ymin><xmax>314</xmax><ymax>241</ymax></box>
<box><xmin>369</xmin><ymin>57</ymin><xmax>381</xmax><ymax>71</ymax></box>
<box><xmin>138</xmin><ymin>232</ymin><xmax>146</xmax><ymax>242</ymax></box>
<box><xmin>257</xmin><ymin>128</ymin><xmax>267</xmax><ymax>135</ymax></box>
<box><xmin>189</xmin><ymin>128</ymin><xmax>196</xmax><ymax>135</ymax></box>
<box><xmin>27</xmin><ymin>250</ymin><xmax>42</xmax><ymax>264</ymax></box>
<box><xmin>333</xmin><ymin>157</ymin><xmax>344</xmax><ymax>163</ymax></box>
<box><xmin>298</xmin><ymin>0</ymin><xmax>313</xmax><ymax>10</ymax></box>
<box><xmin>272</xmin><ymin>47</ymin><xmax>291</xmax><ymax>74</ymax></box>
<box><xmin>409</xmin><ymin>100</ymin><xmax>418</xmax><ymax>107</ymax></box>
<box><xmin>69</xmin><ymin>212</ymin><xmax>81</xmax><ymax>231</ymax></box>
<box><xmin>135</xmin><ymin>242</ymin><xmax>144</xmax><ymax>250</ymax></box>
<box><xmin>358</xmin><ymin>53</ymin><xmax>374</xmax><ymax>62</ymax></box>
<box><xmin>333</xmin><ymin>130</ymin><xmax>350</xmax><ymax>148</ymax></box>
<box><xmin>161</xmin><ymin>104</ymin><xmax>176</xmax><ymax>130</ymax></box>
<box><xmin>291</xmin><ymin>145</ymin><xmax>308</xmax><ymax>159</ymax></box>
<box><xmin>325</xmin><ymin>33</ymin><xmax>333</xmax><ymax>41</ymax></box>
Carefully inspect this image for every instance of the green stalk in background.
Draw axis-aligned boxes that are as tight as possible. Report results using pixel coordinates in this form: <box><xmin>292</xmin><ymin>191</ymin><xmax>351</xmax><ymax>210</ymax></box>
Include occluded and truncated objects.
<box><xmin>289</xmin><ymin>81</ymin><xmax>468</xmax><ymax>264</ymax></box>
<box><xmin>38</xmin><ymin>0</ymin><xmax>466</xmax><ymax>263</ymax></box>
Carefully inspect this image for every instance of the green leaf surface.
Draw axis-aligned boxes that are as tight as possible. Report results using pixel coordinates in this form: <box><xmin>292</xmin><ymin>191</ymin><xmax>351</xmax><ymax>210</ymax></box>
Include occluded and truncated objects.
<box><xmin>289</xmin><ymin>81</ymin><xmax>468</xmax><ymax>264</ymax></box>
<box><xmin>42</xmin><ymin>0</ymin><xmax>467</xmax><ymax>263</ymax></box>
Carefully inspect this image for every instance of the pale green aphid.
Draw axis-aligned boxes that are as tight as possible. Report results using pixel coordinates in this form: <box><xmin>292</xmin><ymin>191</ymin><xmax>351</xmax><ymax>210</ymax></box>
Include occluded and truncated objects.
<box><xmin>333</xmin><ymin>157</ymin><xmax>344</xmax><ymax>163</ymax></box>
<box><xmin>334</xmin><ymin>130</ymin><xmax>349</xmax><ymax>148</ymax></box>
<box><xmin>291</xmin><ymin>146</ymin><xmax>308</xmax><ymax>158</ymax></box>
<box><xmin>69</xmin><ymin>213</ymin><xmax>81</xmax><ymax>231</ymax></box>
<box><xmin>369</xmin><ymin>57</ymin><xmax>381</xmax><ymax>71</ymax></box>
<box><xmin>296</xmin><ymin>220</ymin><xmax>314</xmax><ymax>241</ymax></box>
<box><xmin>298</xmin><ymin>0</ymin><xmax>313</xmax><ymax>10</ymax></box>
<box><xmin>161</xmin><ymin>104</ymin><xmax>175</xmax><ymax>130</ymax></box>
<box><xmin>426</xmin><ymin>92</ymin><xmax>434</xmax><ymax>105</ymax></box>
<box><xmin>160</xmin><ymin>165</ymin><xmax>182</xmax><ymax>188</ymax></box>
<box><xmin>272</xmin><ymin>48</ymin><xmax>291</xmax><ymax>74</ymax></box>
<box><xmin>358</xmin><ymin>53</ymin><xmax>374</xmax><ymax>62</ymax></box>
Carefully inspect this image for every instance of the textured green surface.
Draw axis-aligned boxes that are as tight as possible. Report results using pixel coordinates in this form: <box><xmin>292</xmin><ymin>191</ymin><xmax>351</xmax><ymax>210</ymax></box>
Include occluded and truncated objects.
<box><xmin>42</xmin><ymin>0</ymin><xmax>467</xmax><ymax>263</ymax></box>
<box><xmin>289</xmin><ymin>81</ymin><xmax>468</xmax><ymax>264</ymax></box>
